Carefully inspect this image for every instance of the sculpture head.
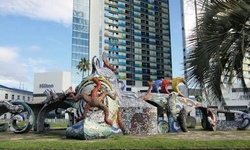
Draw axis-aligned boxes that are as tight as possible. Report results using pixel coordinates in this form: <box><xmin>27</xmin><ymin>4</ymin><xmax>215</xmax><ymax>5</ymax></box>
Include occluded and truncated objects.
<box><xmin>91</xmin><ymin>56</ymin><xmax>100</xmax><ymax>74</ymax></box>
<box><xmin>152</xmin><ymin>79</ymin><xmax>162</xmax><ymax>93</ymax></box>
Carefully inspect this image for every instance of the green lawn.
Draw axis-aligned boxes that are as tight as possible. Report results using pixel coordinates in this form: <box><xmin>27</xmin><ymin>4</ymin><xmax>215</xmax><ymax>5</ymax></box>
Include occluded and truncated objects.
<box><xmin>0</xmin><ymin>137</ymin><xmax>249</xmax><ymax>150</ymax></box>
<box><xmin>0</xmin><ymin>122</ymin><xmax>249</xmax><ymax>149</ymax></box>
<box><xmin>0</xmin><ymin>130</ymin><xmax>250</xmax><ymax>149</ymax></box>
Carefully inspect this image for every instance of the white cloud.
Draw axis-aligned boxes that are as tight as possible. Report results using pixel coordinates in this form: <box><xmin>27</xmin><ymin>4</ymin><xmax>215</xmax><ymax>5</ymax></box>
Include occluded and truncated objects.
<box><xmin>0</xmin><ymin>47</ymin><xmax>18</xmax><ymax>62</ymax></box>
<box><xmin>27</xmin><ymin>45</ymin><xmax>41</xmax><ymax>52</ymax></box>
<box><xmin>0</xmin><ymin>0</ymin><xmax>73</xmax><ymax>27</ymax></box>
<box><xmin>0</xmin><ymin>47</ymin><xmax>54</xmax><ymax>90</ymax></box>
<box><xmin>23</xmin><ymin>58</ymin><xmax>51</xmax><ymax>73</ymax></box>
<box><xmin>0</xmin><ymin>47</ymin><xmax>29</xmax><ymax>83</ymax></box>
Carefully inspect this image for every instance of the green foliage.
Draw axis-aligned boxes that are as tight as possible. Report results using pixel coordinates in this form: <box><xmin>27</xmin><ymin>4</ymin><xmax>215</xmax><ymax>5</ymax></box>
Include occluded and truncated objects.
<box><xmin>76</xmin><ymin>58</ymin><xmax>90</xmax><ymax>77</ymax></box>
<box><xmin>186</xmin><ymin>0</ymin><xmax>250</xmax><ymax>104</ymax></box>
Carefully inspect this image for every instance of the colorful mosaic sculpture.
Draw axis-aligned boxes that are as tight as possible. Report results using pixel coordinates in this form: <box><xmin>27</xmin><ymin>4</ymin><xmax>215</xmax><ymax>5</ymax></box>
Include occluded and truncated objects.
<box><xmin>2</xmin><ymin>52</ymin><xmax>249</xmax><ymax>139</ymax></box>
<box><xmin>0</xmin><ymin>100</ymin><xmax>34</xmax><ymax>133</ymax></box>
<box><xmin>197</xmin><ymin>107</ymin><xmax>250</xmax><ymax>131</ymax></box>
<box><xmin>65</xmin><ymin>54</ymin><xmax>126</xmax><ymax>139</ymax></box>
<box><xmin>48</xmin><ymin>53</ymin><xmax>201</xmax><ymax>138</ymax></box>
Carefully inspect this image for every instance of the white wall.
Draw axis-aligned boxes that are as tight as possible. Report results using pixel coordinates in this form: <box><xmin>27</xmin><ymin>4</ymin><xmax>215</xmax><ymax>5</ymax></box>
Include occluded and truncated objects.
<box><xmin>33</xmin><ymin>72</ymin><xmax>71</xmax><ymax>94</ymax></box>
<box><xmin>33</xmin><ymin>72</ymin><xmax>71</xmax><ymax>103</ymax></box>
<box><xmin>89</xmin><ymin>0</ymin><xmax>102</xmax><ymax>61</ymax></box>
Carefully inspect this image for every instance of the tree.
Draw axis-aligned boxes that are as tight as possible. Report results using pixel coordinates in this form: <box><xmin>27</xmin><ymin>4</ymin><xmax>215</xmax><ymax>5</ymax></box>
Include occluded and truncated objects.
<box><xmin>77</xmin><ymin>58</ymin><xmax>90</xmax><ymax>78</ymax></box>
<box><xmin>185</xmin><ymin>0</ymin><xmax>250</xmax><ymax>106</ymax></box>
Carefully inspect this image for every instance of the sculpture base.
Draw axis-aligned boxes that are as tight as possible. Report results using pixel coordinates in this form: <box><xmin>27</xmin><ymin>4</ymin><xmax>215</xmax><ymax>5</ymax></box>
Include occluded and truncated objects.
<box><xmin>66</xmin><ymin>119</ymin><xmax>123</xmax><ymax>140</ymax></box>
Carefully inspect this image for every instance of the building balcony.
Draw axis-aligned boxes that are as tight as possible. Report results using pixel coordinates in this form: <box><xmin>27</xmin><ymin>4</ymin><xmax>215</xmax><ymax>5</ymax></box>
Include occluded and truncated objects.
<box><xmin>135</xmin><ymin>76</ymin><xmax>142</xmax><ymax>80</ymax></box>
<box><xmin>104</xmin><ymin>19</ymin><xmax>118</xmax><ymax>25</ymax></box>
<box><xmin>133</xmin><ymin>13</ymin><xmax>140</xmax><ymax>18</ymax></box>
<box><xmin>135</xmin><ymin>63</ymin><xmax>142</xmax><ymax>67</ymax></box>
<box><xmin>118</xmin><ymin>62</ymin><xmax>126</xmax><ymax>66</ymax></box>
<box><xmin>118</xmin><ymin>68</ymin><xmax>126</xmax><ymax>72</ymax></box>
<box><xmin>135</xmin><ymin>70</ymin><xmax>143</xmax><ymax>74</ymax></box>
<box><xmin>117</xmin><ymin>2</ymin><xmax>125</xmax><ymax>8</ymax></box>
<box><xmin>105</xmin><ymin>12</ymin><xmax>119</xmax><ymax>19</ymax></box>
<box><xmin>118</xmin><ymin>75</ymin><xmax>126</xmax><ymax>79</ymax></box>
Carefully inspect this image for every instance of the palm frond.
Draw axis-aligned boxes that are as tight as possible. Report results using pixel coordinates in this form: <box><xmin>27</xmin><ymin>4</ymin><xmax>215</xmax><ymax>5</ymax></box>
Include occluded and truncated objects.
<box><xmin>76</xmin><ymin>58</ymin><xmax>90</xmax><ymax>77</ymax></box>
<box><xmin>185</xmin><ymin>0</ymin><xmax>250</xmax><ymax>105</ymax></box>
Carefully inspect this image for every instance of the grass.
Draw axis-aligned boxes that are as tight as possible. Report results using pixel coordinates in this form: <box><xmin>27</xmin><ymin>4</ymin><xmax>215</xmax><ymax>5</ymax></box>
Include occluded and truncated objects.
<box><xmin>1</xmin><ymin>131</ymin><xmax>250</xmax><ymax>149</ymax></box>
<box><xmin>0</xmin><ymin>134</ymin><xmax>249</xmax><ymax>149</ymax></box>
<box><xmin>0</xmin><ymin>122</ymin><xmax>249</xmax><ymax>149</ymax></box>
<box><xmin>49</xmin><ymin>122</ymin><xmax>68</xmax><ymax>129</ymax></box>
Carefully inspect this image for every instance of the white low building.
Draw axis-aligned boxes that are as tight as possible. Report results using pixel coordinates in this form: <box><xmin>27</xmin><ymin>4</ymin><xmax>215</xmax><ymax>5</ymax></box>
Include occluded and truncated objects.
<box><xmin>0</xmin><ymin>85</ymin><xmax>33</xmax><ymax>102</ymax></box>
<box><xmin>222</xmin><ymin>84</ymin><xmax>250</xmax><ymax>111</ymax></box>
<box><xmin>33</xmin><ymin>71</ymin><xmax>71</xmax><ymax>104</ymax></box>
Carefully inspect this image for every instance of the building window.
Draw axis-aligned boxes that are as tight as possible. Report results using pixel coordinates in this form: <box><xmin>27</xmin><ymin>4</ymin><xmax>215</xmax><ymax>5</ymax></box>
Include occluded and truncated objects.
<box><xmin>5</xmin><ymin>94</ymin><xmax>8</xmax><ymax>99</ymax></box>
<box><xmin>126</xmin><ymin>87</ymin><xmax>131</xmax><ymax>91</ymax></box>
<box><xmin>17</xmin><ymin>95</ymin><xmax>20</xmax><ymax>100</ymax></box>
<box><xmin>28</xmin><ymin>97</ymin><xmax>30</xmax><ymax>101</ymax></box>
<box><xmin>11</xmin><ymin>95</ymin><xmax>14</xmax><ymax>100</ymax></box>
<box><xmin>126</xmin><ymin>80</ymin><xmax>134</xmax><ymax>86</ymax></box>
<box><xmin>23</xmin><ymin>96</ymin><xmax>25</xmax><ymax>101</ymax></box>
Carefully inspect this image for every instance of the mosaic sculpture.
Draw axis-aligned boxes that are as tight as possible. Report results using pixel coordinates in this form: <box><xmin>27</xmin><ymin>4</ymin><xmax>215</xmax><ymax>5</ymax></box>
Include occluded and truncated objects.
<box><xmin>160</xmin><ymin>79</ymin><xmax>172</xmax><ymax>94</ymax></box>
<box><xmin>142</xmin><ymin>76</ymin><xmax>201</xmax><ymax>133</ymax></box>
<box><xmin>37</xmin><ymin>53</ymin><xmax>202</xmax><ymax>138</ymax></box>
<box><xmin>143</xmin><ymin>85</ymin><xmax>201</xmax><ymax>132</ymax></box>
<box><xmin>197</xmin><ymin>107</ymin><xmax>250</xmax><ymax>131</ymax></box>
<box><xmin>62</xmin><ymin>53</ymin><xmax>162</xmax><ymax>139</ymax></box>
<box><xmin>64</xmin><ymin>54</ymin><xmax>127</xmax><ymax>139</ymax></box>
<box><xmin>2</xmin><ymin>52</ymin><xmax>249</xmax><ymax>138</ymax></box>
<box><xmin>0</xmin><ymin>100</ymin><xmax>34</xmax><ymax>133</ymax></box>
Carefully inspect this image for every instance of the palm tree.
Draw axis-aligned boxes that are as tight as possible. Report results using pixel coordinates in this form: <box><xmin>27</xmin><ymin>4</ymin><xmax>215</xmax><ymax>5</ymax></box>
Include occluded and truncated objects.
<box><xmin>185</xmin><ymin>0</ymin><xmax>250</xmax><ymax>106</ymax></box>
<box><xmin>77</xmin><ymin>58</ymin><xmax>90</xmax><ymax>78</ymax></box>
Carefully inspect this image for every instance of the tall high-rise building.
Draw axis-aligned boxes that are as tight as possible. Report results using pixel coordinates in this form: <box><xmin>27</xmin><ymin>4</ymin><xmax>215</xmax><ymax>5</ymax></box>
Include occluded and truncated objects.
<box><xmin>71</xmin><ymin>0</ymin><xmax>172</xmax><ymax>91</ymax></box>
<box><xmin>71</xmin><ymin>0</ymin><xmax>91</xmax><ymax>88</ymax></box>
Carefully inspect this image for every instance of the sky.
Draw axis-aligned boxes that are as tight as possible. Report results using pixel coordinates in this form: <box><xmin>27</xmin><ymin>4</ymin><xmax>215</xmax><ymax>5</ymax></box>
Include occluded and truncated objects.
<box><xmin>0</xmin><ymin>0</ymin><xmax>194</xmax><ymax>91</ymax></box>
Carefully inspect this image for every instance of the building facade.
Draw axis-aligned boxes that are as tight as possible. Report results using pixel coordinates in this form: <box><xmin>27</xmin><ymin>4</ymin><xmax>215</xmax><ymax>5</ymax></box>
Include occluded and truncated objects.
<box><xmin>71</xmin><ymin>0</ymin><xmax>172</xmax><ymax>90</ymax></box>
<box><xmin>33</xmin><ymin>72</ymin><xmax>71</xmax><ymax>103</ymax></box>
<box><xmin>71</xmin><ymin>0</ymin><xmax>91</xmax><ymax>88</ymax></box>
<box><xmin>0</xmin><ymin>85</ymin><xmax>33</xmax><ymax>102</ymax></box>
